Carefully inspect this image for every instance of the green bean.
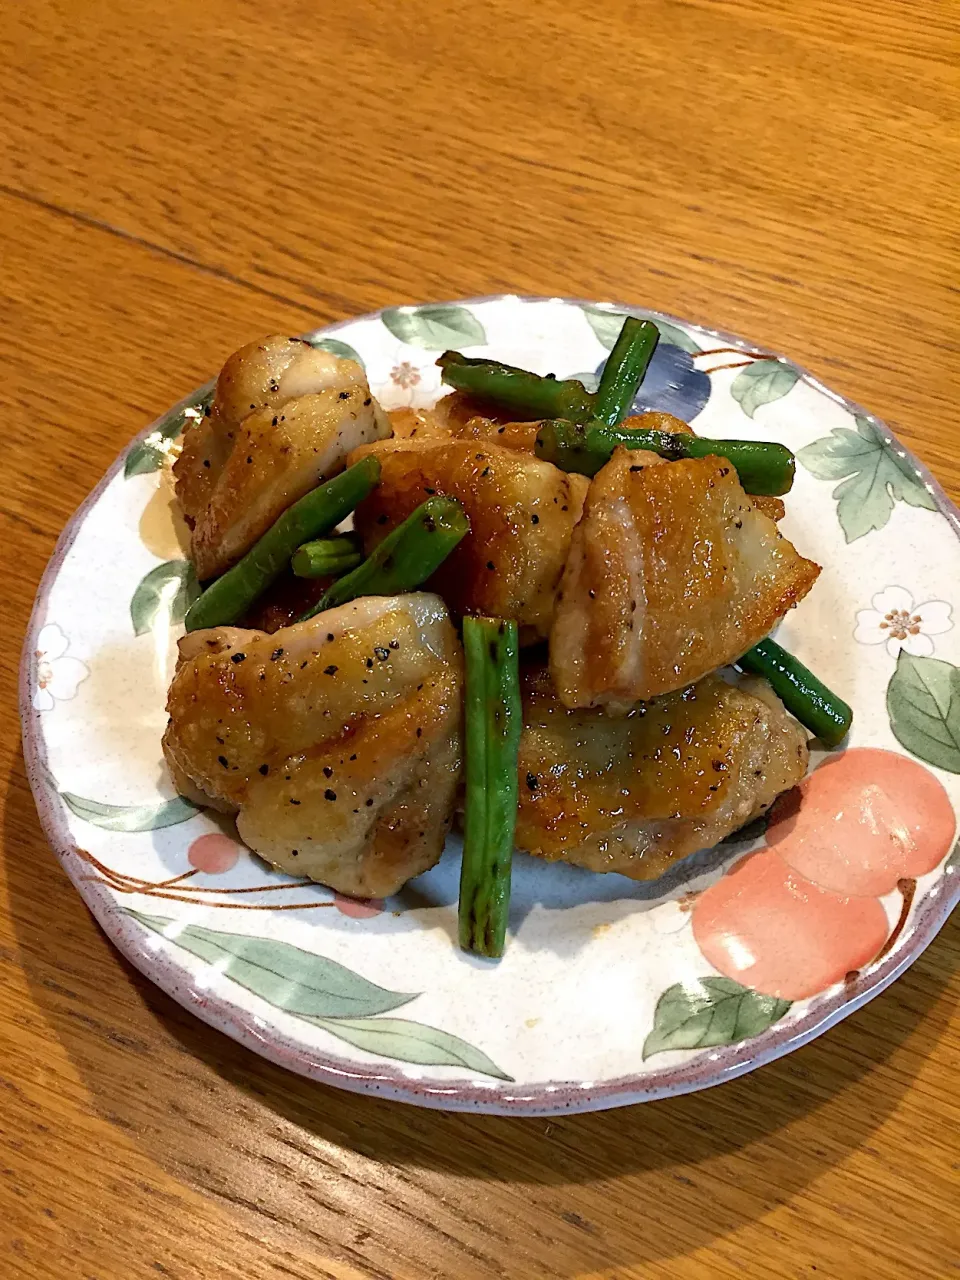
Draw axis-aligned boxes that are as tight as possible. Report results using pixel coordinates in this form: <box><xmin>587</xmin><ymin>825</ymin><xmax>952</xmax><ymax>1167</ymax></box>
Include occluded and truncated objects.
<box><xmin>736</xmin><ymin>637</ymin><xmax>853</xmax><ymax>747</ymax></box>
<box><xmin>298</xmin><ymin>495</ymin><xmax>470</xmax><ymax>621</ymax></box>
<box><xmin>535</xmin><ymin>419</ymin><xmax>795</xmax><ymax>495</ymax></box>
<box><xmin>437</xmin><ymin>351</ymin><xmax>596</xmax><ymax>423</ymax></box>
<box><xmin>459</xmin><ymin>617</ymin><xmax>521</xmax><ymax>959</ymax></box>
<box><xmin>184</xmin><ymin>457</ymin><xmax>380</xmax><ymax>632</ymax></box>
<box><xmin>291</xmin><ymin>533</ymin><xmax>364</xmax><ymax>579</ymax></box>
<box><xmin>592</xmin><ymin>317</ymin><xmax>660</xmax><ymax>426</ymax></box>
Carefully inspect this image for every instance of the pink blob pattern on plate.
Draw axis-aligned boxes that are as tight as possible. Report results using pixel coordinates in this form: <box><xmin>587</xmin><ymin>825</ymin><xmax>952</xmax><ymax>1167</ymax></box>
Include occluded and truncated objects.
<box><xmin>334</xmin><ymin>893</ymin><xmax>385</xmax><ymax>918</ymax></box>
<box><xmin>692</xmin><ymin>849</ymin><xmax>889</xmax><ymax>1001</ymax></box>
<box><xmin>187</xmin><ymin>833</ymin><xmax>242</xmax><ymax>875</ymax></box>
<box><xmin>692</xmin><ymin>747</ymin><xmax>955</xmax><ymax>1002</ymax></box>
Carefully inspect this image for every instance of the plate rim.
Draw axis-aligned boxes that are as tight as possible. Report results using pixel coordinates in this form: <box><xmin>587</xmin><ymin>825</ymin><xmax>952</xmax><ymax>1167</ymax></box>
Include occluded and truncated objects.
<box><xmin>19</xmin><ymin>293</ymin><xmax>960</xmax><ymax>1115</ymax></box>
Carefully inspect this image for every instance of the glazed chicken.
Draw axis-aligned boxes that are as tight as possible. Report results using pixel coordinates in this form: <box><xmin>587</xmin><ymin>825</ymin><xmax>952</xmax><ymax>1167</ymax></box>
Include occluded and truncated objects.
<box><xmin>551</xmin><ymin>446</ymin><xmax>820</xmax><ymax>709</ymax></box>
<box><xmin>387</xmin><ymin>404</ymin><xmax>542</xmax><ymax>455</ymax></box>
<box><xmin>387</xmin><ymin>403</ymin><xmax>701</xmax><ymax>459</ymax></box>
<box><xmin>158</xmin><ymin>323</ymin><xmax>833</xmax><ymax>916</ymax></box>
<box><xmin>516</xmin><ymin>665</ymin><xmax>808</xmax><ymax>880</ymax></box>
<box><xmin>175</xmin><ymin>335</ymin><xmax>390</xmax><ymax>580</ymax></box>
<box><xmin>350</xmin><ymin>437</ymin><xmax>589</xmax><ymax>642</ymax></box>
<box><xmin>162</xmin><ymin>594</ymin><xmax>463</xmax><ymax>897</ymax></box>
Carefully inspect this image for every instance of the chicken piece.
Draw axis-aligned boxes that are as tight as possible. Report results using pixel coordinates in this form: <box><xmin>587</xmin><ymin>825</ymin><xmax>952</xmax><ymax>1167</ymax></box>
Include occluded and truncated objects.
<box><xmin>350</xmin><ymin>438</ymin><xmax>589</xmax><ymax>642</ymax></box>
<box><xmin>385</xmin><ymin>394</ymin><xmax>521</xmax><ymax>445</ymax></box>
<box><xmin>624</xmin><ymin>415</ymin><xmax>783</xmax><ymax>521</ymax></box>
<box><xmin>175</xmin><ymin>335</ymin><xmax>390</xmax><ymax>580</ymax></box>
<box><xmin>386</xmin><ymin>404</ymin><xmax>698</xmax><ymax>458</ymax></box>
<box><xmin>162</xmin><ymin>594</ymin><xmax>462</xmax><ymax>897</ymax></box>
<box><xmin>551</xmin><ymin>447</ymin><xmax>820</xmax><ymax>709</ymax></box>
<box><xmin>450</xmin><ymin>417</ymin><xmax>542</xmax><ymax>453</ymax></box>
<box><xmin>623</xmin><ymin>414</ymin><xmax>783</xmax><ymax>520</ymax></box>
<box><xmin>621</xmin><ymin>411</ymin><xmax>696</xmax><ymax>437</ymax></box>
<box><xmin>751</xmin><ymin>496</ymin><xmax>786</xmax><ymax>522</ymax></box>
<box><xmin>387</xmin><ymin>403</ymin><xmax>541</xmax><ymax>454</ymax></box>
<box><xmin>386</xmin><ymin>406</ymin><xmax>455</xmax><ymax>442</ymax></box>
<box><xmin>516</xmin><ymin>665</ymin><xmax>808</xmax><ymax>881</ymax></box>
<box><xmin>431</xmin><ymin>390</ymin><xmax>531</xmax><ymax>431</ymax></box>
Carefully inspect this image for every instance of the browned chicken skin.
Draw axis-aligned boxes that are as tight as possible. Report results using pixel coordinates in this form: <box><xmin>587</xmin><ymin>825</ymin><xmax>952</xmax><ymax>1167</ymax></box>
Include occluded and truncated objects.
<box><xmin>161</xmin><ymin>336</ymin><xmax>819</xmax><ymax>895</ymax></box>
<box><xmin>550</xmin><ymin>446</ymin><xmax>820</xmax><ymax>709</ymax></box>
<box><xmin>386</xmin><ymin>405</ymin><xmax>698</xmax><ymax>458</ymax></box>
<box><xmin>175</xmin><ymin>335</ymin><xmax>389</xmax><ymax>580</ymax></box>
<box><xmin>516</xmin><ymin>665</ymin><xmax>808</xmax><ymax>881</ymax></box>
<box><xmin>387</xmin><ymin>405</ymin><xmax>542</xmax><ymax>455</ymax></box>
<box><xmin>162</xmin><ymin>594</ymin><xmax>463</xmax><ymax>897</ymax></box>
<box><xmin>349</xmin><ymin>437</ymin><xmax>589</xmax><ymax>642</ymax></box>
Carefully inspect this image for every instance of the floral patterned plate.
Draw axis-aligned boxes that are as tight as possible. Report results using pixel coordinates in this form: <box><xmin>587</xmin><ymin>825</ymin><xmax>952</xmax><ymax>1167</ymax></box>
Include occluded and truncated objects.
<box><xmin>20</xmin><ymin>296</ymin><xmax>960</xmax><ymax>1114</ymax></box>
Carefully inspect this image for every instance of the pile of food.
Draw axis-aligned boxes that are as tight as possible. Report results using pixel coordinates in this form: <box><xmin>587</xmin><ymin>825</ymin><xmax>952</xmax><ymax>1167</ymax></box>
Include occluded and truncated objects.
<box><xmin>161</xmin><ymin>321</ymin><xmax>852</xmax><ymax>956</ymax></box>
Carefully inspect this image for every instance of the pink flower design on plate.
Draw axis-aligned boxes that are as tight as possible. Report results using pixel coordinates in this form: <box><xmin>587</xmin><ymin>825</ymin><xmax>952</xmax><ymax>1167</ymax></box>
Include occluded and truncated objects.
<box><xmin>691</xmin><ymin>748</ymin><xmax>955</xmax><ymax>1001</ymax></box>
<box><xmin>390</xmin><ymin>361</ymin><xmax>421</xmax><ymax>389</ymax></box>
<box><xmin>854</xmin><ymin>585</ymin><xmax>952</xmax><ymax>658</ymax></box>
<box><xmin>33</xmin><ymin>623</ymin><xmax>89</xmax><ymax>711</ymax></box>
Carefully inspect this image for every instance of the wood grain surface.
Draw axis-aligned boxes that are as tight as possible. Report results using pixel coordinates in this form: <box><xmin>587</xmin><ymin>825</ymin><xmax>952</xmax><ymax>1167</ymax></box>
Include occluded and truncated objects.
<box><xmin>1</xmin><ymin>2</ymin><xmax>958</xmax><ymax>1277</ymax></box>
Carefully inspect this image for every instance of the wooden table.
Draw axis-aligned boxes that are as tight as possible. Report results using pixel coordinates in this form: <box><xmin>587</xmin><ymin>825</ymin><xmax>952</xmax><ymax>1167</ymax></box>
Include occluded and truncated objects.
<box><xmin>2</xmin><ymin>3</ymin><xmax>957</xmax><ymax>1276</ymax></box>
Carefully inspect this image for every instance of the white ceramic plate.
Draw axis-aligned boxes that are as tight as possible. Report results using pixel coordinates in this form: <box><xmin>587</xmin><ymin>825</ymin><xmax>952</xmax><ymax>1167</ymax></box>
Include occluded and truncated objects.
<box><xmin>21</xmin><ymin>296</ymin><xmax>960</xmax><ymax>1114</ymax></box>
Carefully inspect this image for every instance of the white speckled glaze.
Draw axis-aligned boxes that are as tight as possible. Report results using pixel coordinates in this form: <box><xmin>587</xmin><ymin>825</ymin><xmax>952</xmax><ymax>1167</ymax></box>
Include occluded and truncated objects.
<box><xmin>20</xmin><ymin>296</ymin><xmax>960</xmax><ymax>1113</ymax></box>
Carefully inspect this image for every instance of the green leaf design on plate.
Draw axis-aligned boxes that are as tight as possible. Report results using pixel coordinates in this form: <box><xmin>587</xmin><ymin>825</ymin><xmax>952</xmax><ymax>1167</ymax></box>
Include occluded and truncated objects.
<box><xmin>62</xmin><ymin>793</ymin><xmax>199</xmax><ymax>831</ymax></box>
<box><xmin>643</xmin><ymin>977</ymin><xmax>791</xmax><ymax>1059</ymax></box>
<box><xmin>797</xmin><ymin>416</ymin><xmax>937</xmax><ymax>543</ymax></box>
<box><xmin>130</xmin><ymin>560</ymin><xmax>200</xmax><ymax>636</ymax></box>
<box><xmin>310</xmin><ymin>1016</ymin><xmax>513</xmax><ymax>1081</ymax></box>
<box><xmin>886</xmin><ymin>652</ymin><xmax>960</xmax><ymax>773</ymax></box>
<box><xmin>381</xmin><ymin>305</ymin><xmax>486</xmax><ymax>350</ymax></box>
<box><xmin>582</xmin><ymin>306</ymin><xmax>700</xmax><ymax>354</ymax></box>
<box><xmin>124</xmin><ymin>385</ymin><xmax>215</xmax><ymax>478</ymax></box>
<box><xmin>307</xmin><ymin>336</ymin><xmax>366</xmax><ymax>369</ymax></box>
<box><xmin>129</xmin><ymin>912</ymin><xmax>417</xmax><ymax>1018</ymax></box>
<box><xmin>730</xmin><ymin>360</ymin><xmax>800</xmax><ymax>418</ymax></box>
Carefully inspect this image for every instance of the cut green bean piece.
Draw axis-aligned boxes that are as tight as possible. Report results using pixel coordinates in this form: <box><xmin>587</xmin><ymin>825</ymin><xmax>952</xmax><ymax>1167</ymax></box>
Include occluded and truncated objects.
<box><xmin>184</xmin><ymin>456</ymin><xmax>381</xmax><ymax>632</ymax></box>
<box><xmin>437</xmin><ymin>351</ymin><xmax>596</xmax><ymax>423</ymax></box>
<box><xmin>459</xmin><ymin>617</ymin><xmax>521</xmax><ymax>959</ymax></box>
<box><xmin>592</xmin><ymin>316</ymin><xmax>660</xmax><ymax>427</ymax></box>
<box><xmin>535</xmin><ymin>419</ymin><xmax>795</xmax><ymax>495</ymax></box>
<box><xmin>736</xmin><ymin>637</ymin><xmax>852</xmax><ymax>747</ymax></box>
<box><xmin>291</xmin><ymin>533</ymin><xmax>364</xmax><ymax>579</ymax></box>
<box><xmin>298</xmin><ymin>495</ymin><xmax>470</xmax><ymax>621</ymax></box>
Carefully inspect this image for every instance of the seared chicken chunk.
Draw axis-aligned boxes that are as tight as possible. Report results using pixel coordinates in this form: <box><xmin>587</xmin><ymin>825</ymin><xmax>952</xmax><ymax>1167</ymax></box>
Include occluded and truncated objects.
<box><xmin>162</xmin><ymin>594</ymin><xmax>462</xmax><ymax>898</ymax></box>
<box><xmin>386</xmin><ymin>404</ymin><xmax>698</xmax><ymax>459</ymax></box>
<box><xmin>350</xmin><ymin>438</ymin><xmax>589</xmax><ymax>642</ymax></box>
<box><xmin>551</xmin><ymin>447</ymin><xmax>820</xmax><ymax>708</ymax></box>
<box><xmin>620</xmin><ymin>413</ymin><xmax>783</xmax><ymax>519</ymax></box>
<box><xmin>175</xmin><ymin>335</ymin><xmax>389</xmax><ymax>580</ymax></box>
<box><xmin>388</xmin><ymin>404</ymin><xmax>541</xmax><ymax>455</ymax></box>
<box><xmin>516</xmin><ymin>666</ymin><xmax>808</xmax><ymax>880</ymax></box>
